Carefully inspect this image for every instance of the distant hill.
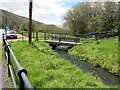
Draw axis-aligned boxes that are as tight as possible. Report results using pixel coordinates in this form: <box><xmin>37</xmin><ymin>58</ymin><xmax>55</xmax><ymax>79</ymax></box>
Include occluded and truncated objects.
<box><xmin>0</xmin><ymin>9</ymin><xmax>69</xmax><ymax>33</ymax></box>
<box><xmin>0</xmin><ymin>9</ymin><xmax>44</xmax><ymax>28</ymax></box>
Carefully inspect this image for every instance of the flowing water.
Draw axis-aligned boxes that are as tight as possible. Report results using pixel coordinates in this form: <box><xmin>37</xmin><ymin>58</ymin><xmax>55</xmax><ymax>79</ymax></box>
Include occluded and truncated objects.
<box><xmin>54</xmin><ymin>45</ymin><xmax>120</xmax><ymax>86</ymax></box>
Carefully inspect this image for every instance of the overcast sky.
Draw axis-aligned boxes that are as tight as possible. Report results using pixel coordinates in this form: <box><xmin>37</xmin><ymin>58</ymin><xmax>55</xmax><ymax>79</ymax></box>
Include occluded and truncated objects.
<box><xmin>0</xmin><ymin>0</ymin><xmax>119</xmax><ymax>27</ymax></box>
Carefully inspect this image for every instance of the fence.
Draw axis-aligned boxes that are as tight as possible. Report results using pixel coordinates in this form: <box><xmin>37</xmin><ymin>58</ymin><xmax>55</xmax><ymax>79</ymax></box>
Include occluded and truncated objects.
<box><xmin>2</xmin><ymin>34</ymin><xmax>34</xmax><ymax>90</ymax></box>
<box><xmin>19</xmin><ymin>30</ymin><xmax>118</xmax><ymax>43</ymax></box>
<box><xmin>35</xmin><ymin>32</ymin><xmax>80</xmax><ymax>43</ymax></box>
<box><xmin>36</xmin><ymin>30</ymin><xmax>118</xmax><ymax>42</ymax></box>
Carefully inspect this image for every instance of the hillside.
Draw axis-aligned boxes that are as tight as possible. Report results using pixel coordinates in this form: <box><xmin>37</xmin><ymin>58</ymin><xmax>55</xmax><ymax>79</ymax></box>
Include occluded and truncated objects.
<box><xmin>0</xmin><ymin>9</ymin><xmax>69</xmax><ymax>33</ymax></box>
<box><xmin>0</xmin><ymin>9</ymin><xmax>44</xmax><ymax>28</ymax></box>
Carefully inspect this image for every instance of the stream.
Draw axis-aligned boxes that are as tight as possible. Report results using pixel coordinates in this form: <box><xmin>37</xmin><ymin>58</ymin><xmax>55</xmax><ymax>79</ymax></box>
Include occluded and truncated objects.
<box><xmin>54</xmin><ymin>45</ymin><xmax>120</xmax><ymax>86</ymax></box>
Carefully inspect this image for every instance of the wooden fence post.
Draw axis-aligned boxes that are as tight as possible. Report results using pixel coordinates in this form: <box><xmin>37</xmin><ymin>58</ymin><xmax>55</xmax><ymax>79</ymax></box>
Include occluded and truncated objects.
<box><xmin>59</xmin><ymin>33</ymin><xmax>61</xmax><ymax>43</ymax></box>
<box><xmin>36</xmin><ymin>32</ymin><xmax>38</xmax><ymax>41</ymax></box>
<box><xmin>44</xmin><ymin>32</ymin><xmax>46</xmax><ymax>41</ymax></box>
<box><xmin>51</xmin><ymin>32</ymin><xmax>53</xmax><ymax>40</ymax></box>
<box><xmin>22</xmin><ymin>32</ymin><xmax>23</xmax><ymax>40</ymax></box>
<box><xmin>75</xmin><ymin>35</ymin><xmax>78</xmax><ymax>44</ymax></box>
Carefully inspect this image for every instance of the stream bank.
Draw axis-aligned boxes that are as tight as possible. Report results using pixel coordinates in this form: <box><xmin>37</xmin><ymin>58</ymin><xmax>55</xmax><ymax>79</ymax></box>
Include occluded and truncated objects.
<box><xmin>53</xmin><ymin>45</ymin><xmax>120</xmax><ymax>86</ymax></box>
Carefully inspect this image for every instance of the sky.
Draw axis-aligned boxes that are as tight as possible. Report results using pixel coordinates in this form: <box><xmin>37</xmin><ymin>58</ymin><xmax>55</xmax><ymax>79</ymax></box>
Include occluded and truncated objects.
<box><xmin>0</xmin><ymin>0</ymin><xmax>119</xmax><ymax>27</ymax></box>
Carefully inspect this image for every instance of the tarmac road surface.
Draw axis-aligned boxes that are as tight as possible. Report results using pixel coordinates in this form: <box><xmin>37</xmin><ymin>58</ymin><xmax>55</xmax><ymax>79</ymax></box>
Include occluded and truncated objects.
<box><xmin>7</xmin><ymin>33</ymin><xmax>29</xmax><ymax>42</ymax></box>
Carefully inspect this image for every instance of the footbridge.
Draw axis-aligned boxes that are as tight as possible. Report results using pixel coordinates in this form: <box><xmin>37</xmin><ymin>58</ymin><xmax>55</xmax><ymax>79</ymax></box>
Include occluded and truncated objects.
<box><xmin>35</xmin><ymin>32</ymin><xmax>82</xmax><ymax>47</ymax></box>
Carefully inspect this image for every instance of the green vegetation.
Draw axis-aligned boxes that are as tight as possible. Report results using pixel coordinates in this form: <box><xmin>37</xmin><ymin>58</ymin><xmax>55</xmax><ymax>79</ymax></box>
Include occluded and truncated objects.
<box><xmin>20</xmin><ymin>21</ymin><xmax>71</xmax><ymax>33</ymax></box>
<box><xmin>8</xmin><ymin>40</ymin><xmax>113</xmax><ymax>88</ymax></box>
<box><xmin>64</xmin><ymin>2</ymin><xmax>119</xmax><ymax>35</ymax></box>
<box><xmin>0</xmin><ymin>9</ymin><xmax>43</xmax><ymax>29</ymax></box>
<box><xmin>1</xmin><ymin>9</ymin><xmax>70</xmax><ymax>33</ymax></box>
<box><xmin>69</xmin><ymin>37</ymin><xmax>119</xmax><ymax>76</ymax></box>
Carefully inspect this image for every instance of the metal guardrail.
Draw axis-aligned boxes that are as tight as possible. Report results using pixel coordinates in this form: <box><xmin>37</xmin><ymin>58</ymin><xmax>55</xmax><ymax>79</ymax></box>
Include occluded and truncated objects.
<box><xmin>2</xmin><ymin>34</ymin><xmax>34</xmax><ymax>90</ymax></box>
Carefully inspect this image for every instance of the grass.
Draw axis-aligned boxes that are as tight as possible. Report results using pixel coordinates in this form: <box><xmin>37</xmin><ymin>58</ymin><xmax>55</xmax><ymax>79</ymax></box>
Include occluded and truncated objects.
<box><xmin>7</xmin><ymin>40</ymin><xmax>114</xmax><ymax>88</ymax></box>
<box><xmin>69</xmin><ymin>37</ymin><xmax>119</xmax><ymax>76</ymax></box>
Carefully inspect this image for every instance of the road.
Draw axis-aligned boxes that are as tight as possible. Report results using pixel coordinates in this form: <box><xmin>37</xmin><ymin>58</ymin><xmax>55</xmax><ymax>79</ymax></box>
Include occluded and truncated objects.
<box><xmin>7</xmin><ymin>33</ymin><xmax>29</xmax><ymax>42</ymax></box>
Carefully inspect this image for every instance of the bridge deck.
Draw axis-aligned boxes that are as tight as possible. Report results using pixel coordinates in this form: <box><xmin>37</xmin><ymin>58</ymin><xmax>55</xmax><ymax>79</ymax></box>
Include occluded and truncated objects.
<box><xmin>40</xmin><ymin>40</ymin><xmax>82</xmax><ymax>45</ymax></box>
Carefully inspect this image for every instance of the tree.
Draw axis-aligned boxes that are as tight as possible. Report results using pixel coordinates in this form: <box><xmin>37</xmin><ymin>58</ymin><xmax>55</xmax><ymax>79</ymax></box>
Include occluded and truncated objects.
<box><xmin>64</xmin><ymin>2</ymin><xmax>118</xmax><ymax>35</ymax></box>
<box><xmin>64</xmin><ymin>3</ymin><xmax>93</xmax><ymax>34</ymax></box>
<box><xmin>102</xmin><ymin>2</ymin><xmax>118</xmax><ymax>31</ymax></box>
<box><xmin>87</xmin><ymin>2</ymin><xmax>104</xmax><ymax>32</ymax></box>
<box><xmin>22</xmin><ymin>21</ymin><xmax>36</xmax><ymax>31</ymax></box>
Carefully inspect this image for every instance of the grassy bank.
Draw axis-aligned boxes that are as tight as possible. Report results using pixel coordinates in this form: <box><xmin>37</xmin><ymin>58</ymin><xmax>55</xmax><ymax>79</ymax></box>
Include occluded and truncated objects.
<box><xmin>69</xmin><ymin>37</ymin><xmax>119</xmax><ymax>76</ymax></box>
<box><xmin>8</xmin><ymin>40</ymin><xmax>113</xmax><ymax>88</ymax></box>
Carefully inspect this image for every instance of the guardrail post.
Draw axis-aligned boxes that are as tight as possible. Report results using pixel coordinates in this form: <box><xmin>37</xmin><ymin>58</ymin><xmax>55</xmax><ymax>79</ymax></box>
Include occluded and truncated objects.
<box><xmin>2</xmin><ymin>34</ymin><xmax>4</xmax><ymax>43</ymax></box>
<box><xmin>5</xmin><ymin>41</ymin><xmax>7</xmax><ymax>52</ymax></box>
<box><xmin>17</xmin><ymin>67</ymin><xmax>27</xmax><ymax>90</ymax></box>
<box><xmin>3</xmin><ymin>35</ymin><xmax>7</xmax><ymax>59</ymax></box>
<box><xmin>36</xmin><ymin>32</ymin><xmax>38</xmax><ymax>41</ymax></box>
<box><xmin>7</xmin><ymin>45</ymin><xmax>11</xmax><ymax>77</ymax></box>
<box><xmin>20</xmin><ymin>77</ymin><xmax>25</xmax><ymax>90</ymax></box>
